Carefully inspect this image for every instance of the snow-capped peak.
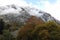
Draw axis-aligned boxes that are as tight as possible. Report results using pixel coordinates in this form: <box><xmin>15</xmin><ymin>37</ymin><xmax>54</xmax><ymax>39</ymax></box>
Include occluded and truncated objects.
<box><xmin>0</xmin><ymin>4</ymin><xmax>45</xmax><ymax>15</ymax></box>
<box><xmin>0</xmin><ymin>4</ymin><xmax>60</xmax><ymax>24</ymax></box>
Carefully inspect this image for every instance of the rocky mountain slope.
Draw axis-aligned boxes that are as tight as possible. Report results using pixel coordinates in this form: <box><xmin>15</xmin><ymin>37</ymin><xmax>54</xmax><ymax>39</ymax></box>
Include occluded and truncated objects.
<box><xmin>0</xmin><ymin>4</ymin><xmax>60</xmax><ymax>24</ymax></box>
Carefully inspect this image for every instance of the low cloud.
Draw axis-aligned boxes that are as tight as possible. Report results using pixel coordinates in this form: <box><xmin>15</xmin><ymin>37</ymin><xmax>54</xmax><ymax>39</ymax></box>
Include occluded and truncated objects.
<box><xmin>0</xmin><ymin>0</ymin><xmax>29</xmax><ymax>6</ymax></box>
<box><xmin>0</xmin><ymin>0</ymin><xmax>39</xmax><ymax>9</ymax></box>
<box><xmin>40</xmin><ymin>0</ymin><xmax>60</xmax><ymax>20</ymax></box>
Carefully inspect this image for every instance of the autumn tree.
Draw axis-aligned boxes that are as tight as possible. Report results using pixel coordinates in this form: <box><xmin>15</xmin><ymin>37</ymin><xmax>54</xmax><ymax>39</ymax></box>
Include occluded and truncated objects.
<box><xmin>17</xmin><ymin>19</ymin><xmax>60</xmax><ymax>40</ymax></box>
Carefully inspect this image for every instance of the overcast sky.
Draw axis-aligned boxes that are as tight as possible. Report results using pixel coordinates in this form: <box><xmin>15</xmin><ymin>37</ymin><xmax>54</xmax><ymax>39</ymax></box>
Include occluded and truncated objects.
<box><xmin>0</xmin><ymin>0</ymin><xmax>60</xmax><ymax>20</ymax></box>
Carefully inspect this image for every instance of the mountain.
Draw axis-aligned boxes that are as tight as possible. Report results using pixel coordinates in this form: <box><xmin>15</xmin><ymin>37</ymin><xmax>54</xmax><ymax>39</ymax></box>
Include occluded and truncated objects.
<box><xmin>0</xmin><ymin>4</ymin><xmax>60</xmax><ymax>24</ymax></box>
<box><xmin>0</xmin><ymin>4</ymin><xmax>60</xmax><ymax>38</ymax></box>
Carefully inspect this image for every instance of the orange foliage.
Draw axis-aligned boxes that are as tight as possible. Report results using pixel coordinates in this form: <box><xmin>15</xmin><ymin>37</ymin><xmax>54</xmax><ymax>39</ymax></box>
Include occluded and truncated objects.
<box><xmin>17</xmin><ymin>16</ymin><xmax>45</xmax><ymax>40</ymax></box>
<box><xmin>19</xmin><ymin>16</ymin><xmax>45</xmax><ymax>35</ymax></box>
<box><xmin>26</xmin><ymin>16</ymin><xmax>44</xmax><ymax>25</ymax></box>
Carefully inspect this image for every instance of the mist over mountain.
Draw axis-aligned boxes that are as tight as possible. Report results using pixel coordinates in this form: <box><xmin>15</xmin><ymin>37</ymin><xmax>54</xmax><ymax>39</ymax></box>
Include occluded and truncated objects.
<box><xmin>0</xmin><ymin>4</ymin><xmax>60</xmax><ymax>24</ymax></box>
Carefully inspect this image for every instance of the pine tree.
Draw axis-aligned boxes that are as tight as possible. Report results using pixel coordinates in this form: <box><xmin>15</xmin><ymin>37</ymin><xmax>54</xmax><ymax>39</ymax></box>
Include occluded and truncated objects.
<box><xmin>0</xmin><ymin>19</ymin><xmax>4</xmax><ymax>34</ymax></box>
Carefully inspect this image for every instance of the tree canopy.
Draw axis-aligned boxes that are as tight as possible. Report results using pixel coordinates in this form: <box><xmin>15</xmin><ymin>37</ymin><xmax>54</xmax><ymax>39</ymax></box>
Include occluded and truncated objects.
<box><xmin>17</xmin><ymin>21</ymin><xmax>60</xmax><ymax>40</ymax></box>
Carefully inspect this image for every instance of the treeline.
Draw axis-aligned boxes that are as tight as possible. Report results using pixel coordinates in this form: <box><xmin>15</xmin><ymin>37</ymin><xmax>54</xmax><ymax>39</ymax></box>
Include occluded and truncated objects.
<box><xmin>0</xmin><ymin>18</ymin><xmax>60</xmax><ymax>40</ymax></box>
<box><xmin>17</xmin><ymin>21</ymin><xmax>60</xmax><ymax>40</ymax></box>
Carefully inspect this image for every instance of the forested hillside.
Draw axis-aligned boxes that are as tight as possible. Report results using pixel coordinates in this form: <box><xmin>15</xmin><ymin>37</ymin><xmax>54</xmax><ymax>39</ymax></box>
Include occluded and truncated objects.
<box><xmin>0</xmin><ymin>17</ymin><xmax>60</xmax><ymax>40</ymax></box>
